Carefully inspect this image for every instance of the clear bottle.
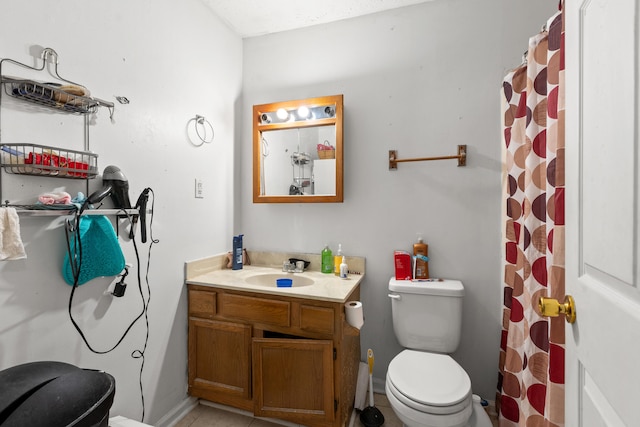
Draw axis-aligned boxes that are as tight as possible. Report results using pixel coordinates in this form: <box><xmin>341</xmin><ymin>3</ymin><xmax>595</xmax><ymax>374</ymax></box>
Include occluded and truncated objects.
<box><xmin>321</xmin><ymin>245</ymin><xmax>333</xmax><ymax>274</ymax></box>
<box><xmin>413</xmin><ymin>234</ymin><xmax>429</xmax><ymax>279</ymax></box>
<box><xmin>334</xmin><ymin>243</ymin><xmax>343</xmax><ymax>275</ymax></box>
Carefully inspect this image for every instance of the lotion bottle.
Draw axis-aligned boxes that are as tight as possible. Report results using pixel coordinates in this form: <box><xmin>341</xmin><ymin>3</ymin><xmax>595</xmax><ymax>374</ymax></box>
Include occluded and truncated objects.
<box><xmin>413</xmin><ymin>235</ymin><xmax>429</xmax><ymax>279</ymax></box>
<box><xmin>334</xmin><ymin>243</ymin><xmax>343</xmax><ymax>275</ymax></box>
<box><xmin>321</xmin><ymin>245</ymin><xmax>333</xmax><ymax>274</ymax></box>
<box><xmin>340</xmin><ymin>256</ymin><xmax>348</xmax><ymax>279</ymax></box>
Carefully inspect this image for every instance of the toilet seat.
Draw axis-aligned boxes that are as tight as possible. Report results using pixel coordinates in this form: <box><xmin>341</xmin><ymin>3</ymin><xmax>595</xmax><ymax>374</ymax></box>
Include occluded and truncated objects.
<box><xmin>387</xmin><ymin>350</ymin><xmax>472</xmax><ymax>415</ymax></box>
<box><xmin>386</xmin><ymin>380</ymin><xmax>473</xmax><ymax>427</ymax></box>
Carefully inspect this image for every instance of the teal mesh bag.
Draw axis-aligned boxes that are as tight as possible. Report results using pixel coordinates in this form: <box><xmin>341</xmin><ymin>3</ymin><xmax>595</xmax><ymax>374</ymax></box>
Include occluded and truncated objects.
<box><xmin>63</xmin><ymin>215</ymin><xmax>125</xmax><ymax>286</ymax></box>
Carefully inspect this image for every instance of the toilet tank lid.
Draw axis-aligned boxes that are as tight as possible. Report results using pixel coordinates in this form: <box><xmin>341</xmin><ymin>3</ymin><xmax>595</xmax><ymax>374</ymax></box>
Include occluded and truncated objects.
<box><xmin>389</xmin><ymin>278</ymin><xmax>464</xmax><ymax>297</ymax></box>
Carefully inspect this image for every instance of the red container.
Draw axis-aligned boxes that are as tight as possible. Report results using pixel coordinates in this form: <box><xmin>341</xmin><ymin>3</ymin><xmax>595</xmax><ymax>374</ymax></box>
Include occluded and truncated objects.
<box><xmin>394</xmin><ymin>251</ymin><xmax>412</xmax><ymax>280</ymax></box>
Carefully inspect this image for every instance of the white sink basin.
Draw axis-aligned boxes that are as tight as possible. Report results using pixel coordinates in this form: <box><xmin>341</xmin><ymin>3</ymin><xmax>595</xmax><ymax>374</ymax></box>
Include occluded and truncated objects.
<box><xmin>245</xmin><ymin>273</ymin><xmax>315</xmax><ymax>287</ymax></box>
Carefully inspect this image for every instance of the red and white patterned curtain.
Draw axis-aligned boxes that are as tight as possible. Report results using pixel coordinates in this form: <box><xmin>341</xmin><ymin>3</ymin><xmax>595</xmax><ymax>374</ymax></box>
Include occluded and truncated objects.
<box><xmin>497</xmin><ymin>6</ymin><xmax>565</xmax><ymax>427</ymax></box>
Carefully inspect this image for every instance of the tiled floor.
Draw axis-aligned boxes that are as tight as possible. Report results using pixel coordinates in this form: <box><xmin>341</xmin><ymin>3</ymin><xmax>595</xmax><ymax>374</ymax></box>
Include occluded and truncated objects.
<box><xmin>174</xmin><ymin>394</ymin><xmax>400</xmax><ymax>427</ymax></box>
<box><xmin>174</xmin><ymin>394</ymin><xmax>499</xmax><ymax>427</ymax></box>
<box><xmin>357</xmin><ymin>394</ymin><xmax>403</xmax><ymax>427</ymax></box>
<box><xmin>173</xmin><ymin>403</ymin><xmax>281</xmax><ymax>427</ymax></box>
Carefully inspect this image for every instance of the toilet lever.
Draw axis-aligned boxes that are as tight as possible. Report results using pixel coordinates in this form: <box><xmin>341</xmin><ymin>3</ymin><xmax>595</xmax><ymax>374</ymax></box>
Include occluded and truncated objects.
<box><xmin>388</xmin><ymin>294</ymin><xmax>401</xmax><ymax>299</ymax></box>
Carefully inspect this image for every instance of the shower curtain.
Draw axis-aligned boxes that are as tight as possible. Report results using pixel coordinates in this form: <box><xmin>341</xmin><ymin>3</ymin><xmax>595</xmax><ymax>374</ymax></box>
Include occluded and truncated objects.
<box><xmin>497</xmin><ymin>6</ymin><xmax>565</xmax><ymax>427</ymax></box>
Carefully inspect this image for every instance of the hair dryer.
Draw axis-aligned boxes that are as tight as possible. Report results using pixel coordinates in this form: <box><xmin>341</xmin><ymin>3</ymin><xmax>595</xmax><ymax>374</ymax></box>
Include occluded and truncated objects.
<box><xmin>83</xmin><ymin>165</ymin><xmax>131</xmax><ymax>212</ymax></box>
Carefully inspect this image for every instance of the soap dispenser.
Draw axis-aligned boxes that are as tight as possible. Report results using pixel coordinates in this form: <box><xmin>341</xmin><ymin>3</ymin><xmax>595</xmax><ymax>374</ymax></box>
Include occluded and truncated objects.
<box><xmin>334</xmin><ymin>244</ymin><xmax>343</xmax><ymax>276</ymax></box>
<box><xmin>321</xmin><ymin>244</ymin><xmax>333</xmax><ymax>274</ymax></box>
<box><xmin>413</xmin><ymin>234</ymin><xmax>429</xmax><ymax>279</ymax></box>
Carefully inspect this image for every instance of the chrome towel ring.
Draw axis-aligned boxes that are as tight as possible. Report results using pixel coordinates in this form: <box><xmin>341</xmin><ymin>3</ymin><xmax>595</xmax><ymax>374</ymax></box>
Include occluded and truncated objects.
<box><xmin>188</xmin><ymin>114</ymin><xmax>214</xmax><ymax>146</ymax></box>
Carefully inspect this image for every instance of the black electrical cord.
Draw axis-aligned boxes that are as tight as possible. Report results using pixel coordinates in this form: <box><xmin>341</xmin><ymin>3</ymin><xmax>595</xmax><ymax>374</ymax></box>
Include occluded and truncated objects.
<box><xmin>131</xmin><ymin>189</ymin><xmax>157</xmax><ymax>422</ymax></box>
<box><xmin>65</xmin><ymin>209</ymin><xmax>144</xmax><ymax>354</ymax></box>
<box><xmin>65</xmin><ymin>188</ymin><xmax>157</xmax><ymax>422</ymax></box>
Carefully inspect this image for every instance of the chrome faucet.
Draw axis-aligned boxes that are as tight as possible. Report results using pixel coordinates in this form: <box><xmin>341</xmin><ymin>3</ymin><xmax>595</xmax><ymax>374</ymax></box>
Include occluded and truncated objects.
<box><xmin>282</xmin><ymin>260</ymin><xmax>305</xmax><ymax>273</ymax></box>
<box><xmin>282</xmin><ymin>261</ymin><xmax>294</xmax><ymax>272</ymax></box>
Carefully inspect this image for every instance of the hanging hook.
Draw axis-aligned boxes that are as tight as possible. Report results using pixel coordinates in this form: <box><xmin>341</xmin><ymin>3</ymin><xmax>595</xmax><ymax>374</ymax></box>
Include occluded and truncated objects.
<box><xmin>41</xmin><ymin>48</ymin><xmax>59</xmax><ymax>64</ymax></box>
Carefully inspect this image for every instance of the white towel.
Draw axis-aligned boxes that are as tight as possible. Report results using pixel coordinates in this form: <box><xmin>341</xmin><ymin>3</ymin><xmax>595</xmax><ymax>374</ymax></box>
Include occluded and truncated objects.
<box><xmin>0</xmin><ymin>207</ymin><xmax>27</xmax><ymax>260</ymax></box>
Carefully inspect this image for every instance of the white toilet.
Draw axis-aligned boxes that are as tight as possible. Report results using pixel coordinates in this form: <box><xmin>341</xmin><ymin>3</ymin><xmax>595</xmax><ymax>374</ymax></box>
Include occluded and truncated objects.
<box><xmin>386</xmin><ymin>278</ymin><xmax>492</xmax><ymax>427</ymax></box>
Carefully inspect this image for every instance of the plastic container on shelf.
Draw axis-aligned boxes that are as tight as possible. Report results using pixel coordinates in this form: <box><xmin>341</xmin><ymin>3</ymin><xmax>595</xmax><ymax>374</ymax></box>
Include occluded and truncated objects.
<box><xmin>0</xmin><ymin>143</ymin><xmax>98</xmax><ymax>178</ymax></box>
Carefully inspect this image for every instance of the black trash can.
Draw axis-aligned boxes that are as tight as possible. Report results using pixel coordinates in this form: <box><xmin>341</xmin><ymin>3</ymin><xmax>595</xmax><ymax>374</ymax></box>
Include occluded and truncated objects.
<box><xmin>0</xmin><ymin>361</ymin><xmax>115</xmax><ymax>427</ymax></box>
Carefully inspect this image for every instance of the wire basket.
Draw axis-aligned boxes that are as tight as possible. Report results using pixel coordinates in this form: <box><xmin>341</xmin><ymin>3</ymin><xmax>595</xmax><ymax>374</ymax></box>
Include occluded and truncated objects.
<box><xmin>2</xmin><ymin>77</ymin><xmax>98</xmax><ymax>115</ymax></box>
<box><xmin>1</xmin><ymin>143</ymin><xmax>98</xmax><ymax>178</ymax></box>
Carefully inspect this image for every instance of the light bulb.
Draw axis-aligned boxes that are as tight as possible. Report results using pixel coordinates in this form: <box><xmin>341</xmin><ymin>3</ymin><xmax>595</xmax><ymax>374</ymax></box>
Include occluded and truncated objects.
<box><xmin>276</xmin><ymin>108</ymin><xmax>288</xmax><ymax>120</ymax></box>
<box><xmin>297</xmin><ymin>106</ymin><xmax>310</xmax><ymax>119</ymax></box>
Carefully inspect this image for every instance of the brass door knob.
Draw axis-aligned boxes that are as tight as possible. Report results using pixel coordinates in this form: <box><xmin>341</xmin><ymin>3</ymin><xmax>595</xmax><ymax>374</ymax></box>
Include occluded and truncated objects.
<box><xmin>538</xmin><ymin>295</ymin><xmax>577</xmax><ymax>323</ymax></box>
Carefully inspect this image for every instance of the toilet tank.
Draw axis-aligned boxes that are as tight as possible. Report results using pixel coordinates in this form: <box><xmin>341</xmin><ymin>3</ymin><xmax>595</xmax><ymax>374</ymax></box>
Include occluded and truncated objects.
<box><xmin>388</xmin><ymin>278</ymin><xmax>464</xmax><ymax>353</ymax></box>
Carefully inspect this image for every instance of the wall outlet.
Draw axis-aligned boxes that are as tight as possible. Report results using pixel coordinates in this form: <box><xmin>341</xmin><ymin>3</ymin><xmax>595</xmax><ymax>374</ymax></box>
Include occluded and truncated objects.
<box><xmin>195</xmin><ymin>178</ymin><xmax>204</xmax><ymax>198</ymax></box>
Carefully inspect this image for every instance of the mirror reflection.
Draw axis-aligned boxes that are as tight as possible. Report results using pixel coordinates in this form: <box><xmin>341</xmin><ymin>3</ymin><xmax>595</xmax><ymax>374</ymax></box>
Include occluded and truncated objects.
<box><xmin>260</xmin><ymin>127</ymin><xmax>335</xmax><ymax>196</ymax></box>
<box><xmin>253</xmin><ymin>95</ymin><xmax>343</xmax><ymax>203</ymax></box>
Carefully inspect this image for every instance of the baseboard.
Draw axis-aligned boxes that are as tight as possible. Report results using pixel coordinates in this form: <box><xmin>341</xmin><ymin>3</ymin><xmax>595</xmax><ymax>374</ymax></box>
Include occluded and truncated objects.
<box><xmin>153</xmin><ymin>396</ymin><xmax>199</xmax><ymax>427</ymax></box>
<box><xmin>109</xmin><ymin>416</ymin><xmax>154</xmax><ymax>427</ymax></box>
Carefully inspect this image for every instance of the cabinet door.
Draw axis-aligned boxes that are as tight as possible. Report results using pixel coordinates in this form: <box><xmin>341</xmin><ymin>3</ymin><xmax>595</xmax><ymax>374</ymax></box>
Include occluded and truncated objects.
<box><xmin>188</xmin><ymin>318</ymin><xmax>252</xmax><ymax>399</ymax></box>
<box><xmin>253</xmin><ymin>338</ymin><xmax>334</xmax><ymax>424</ymax></box>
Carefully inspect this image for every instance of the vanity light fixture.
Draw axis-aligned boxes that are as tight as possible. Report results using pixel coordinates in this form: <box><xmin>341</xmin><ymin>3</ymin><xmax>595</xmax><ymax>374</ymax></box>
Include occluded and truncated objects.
<box><xmin>258</xmin><ymin>103</ymin><xmax>337</xmax><ymax>125</ymax></box>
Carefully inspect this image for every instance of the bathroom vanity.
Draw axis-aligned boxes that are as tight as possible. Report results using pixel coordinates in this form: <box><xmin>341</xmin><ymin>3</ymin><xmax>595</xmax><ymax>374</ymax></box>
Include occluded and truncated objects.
<box><xmin>185</xmin><ymin>253</ymin><xmax>364</xmax><ymax>427</ymax></box>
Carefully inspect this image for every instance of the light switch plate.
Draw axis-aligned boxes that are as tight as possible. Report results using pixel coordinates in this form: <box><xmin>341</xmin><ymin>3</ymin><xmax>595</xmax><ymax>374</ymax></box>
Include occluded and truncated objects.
<box><xmin>195</xmin><ymin>178</ymin><xmax>204</xmax><ymax>198</ymax></box>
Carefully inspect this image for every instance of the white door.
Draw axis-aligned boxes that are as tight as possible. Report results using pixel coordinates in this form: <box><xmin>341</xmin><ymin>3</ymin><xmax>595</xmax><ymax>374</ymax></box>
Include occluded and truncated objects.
<box><xmin>564</xmin><ymin>0</ymin><xmax>640</xmax><ymax>425</ymax></box>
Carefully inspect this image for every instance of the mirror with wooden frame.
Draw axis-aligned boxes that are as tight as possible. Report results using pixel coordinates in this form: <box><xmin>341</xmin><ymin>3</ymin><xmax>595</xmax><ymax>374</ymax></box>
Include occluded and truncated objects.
<box><xmin>253</xmin><ymin>95</ymin><xmax>343</xmax><ymax>203</ymax></box>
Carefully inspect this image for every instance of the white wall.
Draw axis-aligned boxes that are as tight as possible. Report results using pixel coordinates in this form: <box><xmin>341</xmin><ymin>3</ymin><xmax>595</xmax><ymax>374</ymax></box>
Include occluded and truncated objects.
<box><xmin>0</xmin><ymin>0</ymin><xmax>241</xmax><ymax>424</ymax></box>
<box><xmin>240</xmin><ymin>0</ymin><xmax>557</xmax><ymax>400</ymax></box>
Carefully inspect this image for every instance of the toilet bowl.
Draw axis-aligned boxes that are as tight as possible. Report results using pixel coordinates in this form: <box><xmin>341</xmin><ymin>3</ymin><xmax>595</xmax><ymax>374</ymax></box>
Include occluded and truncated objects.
<box><xmin>386</xmin><ymin>279</ymin><xmax>493</xmax><ymax>427</ymax></box>
<box><xmin>385</xmin><ymin>350</ymin><xmax>473</xmax><ymax>427</ymax></box>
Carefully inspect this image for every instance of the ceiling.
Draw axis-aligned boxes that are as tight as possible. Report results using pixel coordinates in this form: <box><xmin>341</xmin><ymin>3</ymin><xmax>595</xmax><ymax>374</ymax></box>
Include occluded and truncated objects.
<box><xmin>201</xmin><ymin>0</ymin><xmax>434</xmax><ymax>38</ymax></box>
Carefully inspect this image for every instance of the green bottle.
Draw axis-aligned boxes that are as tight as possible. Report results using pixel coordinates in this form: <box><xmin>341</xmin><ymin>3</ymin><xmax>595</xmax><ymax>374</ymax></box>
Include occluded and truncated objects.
<box><xmin>321</xmin><ymin>245</ymin><xmax>333</xmax><ymax>274</ymax></box>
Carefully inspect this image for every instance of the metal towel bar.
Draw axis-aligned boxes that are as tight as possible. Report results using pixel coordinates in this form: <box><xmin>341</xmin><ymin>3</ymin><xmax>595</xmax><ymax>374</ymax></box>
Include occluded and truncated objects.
<box><xmin>388</xmin><ymin>145</ymin><xmax>466</xmax><ymax>169</ymax></box>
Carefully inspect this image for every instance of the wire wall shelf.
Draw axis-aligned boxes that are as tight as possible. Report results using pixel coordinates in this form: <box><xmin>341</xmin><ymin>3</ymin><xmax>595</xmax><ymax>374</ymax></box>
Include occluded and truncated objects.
<box><xmin>2</xmin><ymin>205</ymin><xmax>144</xmax><ymax>217</ymax></box>
<box><xmin>1</xmin><ymin>143</ymin><xmax>98</xmax><ymax>179</ymax></box>
<box><xmin>1</xmin><ymin>77</ymin><xmax>100</xmax><ymax>115</ymax></box>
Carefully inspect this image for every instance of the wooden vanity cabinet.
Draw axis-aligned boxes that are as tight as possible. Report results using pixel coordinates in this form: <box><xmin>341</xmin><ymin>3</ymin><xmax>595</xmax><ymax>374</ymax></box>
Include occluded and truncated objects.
<box><xmin>187</xmin><ymin>284</ymin><xmax>361</xmax><ymax>427</ymax></box>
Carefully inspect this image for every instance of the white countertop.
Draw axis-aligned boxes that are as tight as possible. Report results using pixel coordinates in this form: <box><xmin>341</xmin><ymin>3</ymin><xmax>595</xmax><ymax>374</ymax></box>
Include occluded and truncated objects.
<box><xmin>185</xmin><ymin>252</ymin><xmax>364</xmax><ymax>303</ymax></box>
